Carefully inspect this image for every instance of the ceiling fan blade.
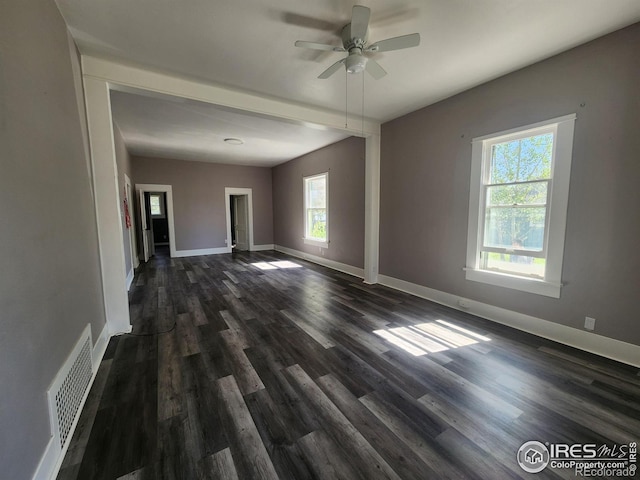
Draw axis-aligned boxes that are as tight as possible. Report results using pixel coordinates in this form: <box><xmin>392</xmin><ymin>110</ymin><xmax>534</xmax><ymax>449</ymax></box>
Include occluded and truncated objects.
<box><xmin>366</xmin><ymin>33</ymin><xmax>420</xmax><ymax>53</ymax></box>
<box><xmin>295</xmin><ymin>40</ymin><xmax>345</xmax><ymax>52</ymax></box>
<box><xmin>318</xmin><ymin>58</ymin><xmax>346</xmax><ymax>79</ymax></box>
<box><xmin>350</xmin><ymin>5</ymin><xmax>371</xmax><ymax>40</ymax></box>
<box><xmin>365</xmin><ymin>58</ymin><xmax>387</xmax><ymax>80</ymax></box>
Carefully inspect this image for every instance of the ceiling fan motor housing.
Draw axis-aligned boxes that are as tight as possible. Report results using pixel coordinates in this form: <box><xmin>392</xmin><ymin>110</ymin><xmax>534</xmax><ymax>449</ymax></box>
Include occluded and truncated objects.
<box><xmin>341</xmin><ymin>23</ymin><xmax>368</xmax><ymax>49</ymax></box>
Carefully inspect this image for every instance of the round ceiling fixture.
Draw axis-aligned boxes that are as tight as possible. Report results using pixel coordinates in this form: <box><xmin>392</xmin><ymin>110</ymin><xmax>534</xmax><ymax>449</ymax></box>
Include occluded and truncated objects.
<box><xmin>345</xmin><ymin>52</ymin><xmax>367</xmax><ymax>74</ymax></box>
<box><xmin>224</xmin><ymin>138</ymin><xmax>244</xmax><ymax>145</ymax></box>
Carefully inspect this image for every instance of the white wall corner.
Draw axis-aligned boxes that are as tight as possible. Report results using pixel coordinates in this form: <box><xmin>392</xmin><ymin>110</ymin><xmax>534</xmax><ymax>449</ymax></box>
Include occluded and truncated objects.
<box><xmin>83</xmin><ymin>75</ymin><xmax>131</xmax><ymax>336</ymax></box>
<box><xmin>125</xmin><ymin>268</ymin><xmax>134</xmax><ymax>291</ymax></box>
<box><xmin>364</xmin><ymin>134</ymin><xmax>381</xmax><ymax>284</ymax></box>
<box><xmin>92</xmin><ymin>322</ymin><xmax>110</xmax><ymax>370</ymax></box>
<box><xmin>377</xmin><ymin>274</ymin><xmax>640</xmax><ymax>368</ymax></box>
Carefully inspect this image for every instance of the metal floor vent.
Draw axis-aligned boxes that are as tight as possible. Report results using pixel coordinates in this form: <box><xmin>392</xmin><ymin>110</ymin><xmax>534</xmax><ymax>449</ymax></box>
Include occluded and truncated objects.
<box><xmin>47</xmin><ymin>325</ymin><xmax>93</xmax><ymax>448</ymax></box>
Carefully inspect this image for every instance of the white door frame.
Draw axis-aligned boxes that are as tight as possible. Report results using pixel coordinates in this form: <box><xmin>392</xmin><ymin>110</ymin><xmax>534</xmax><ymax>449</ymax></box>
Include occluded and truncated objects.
<box><xmin>232</xmin><ymin>195</ymin><xmax>249</xmax><ymax>250</ymax></box>
<box><xmin>225</xmin><ymin>187</ymin><xmax>254</xmax><ymax>252</ymax></box>
<box><xmin>81</xmin><ymin>56</ymin><xmax>381</xmax><ymax>336</ymax></box>
<box><xmin>124</xmin><ymin>174</ymin><xmax>139</xmax><ymax>270</ymax></box>
<box><xmin>138</xmin><ymin>189</ymin><xmax>151</xmax><ymax>262</ymax></box>
<box><xmin>136</xmin><ymin>184</ymin><xmax>177</xmax><ymax>258</ymax></box>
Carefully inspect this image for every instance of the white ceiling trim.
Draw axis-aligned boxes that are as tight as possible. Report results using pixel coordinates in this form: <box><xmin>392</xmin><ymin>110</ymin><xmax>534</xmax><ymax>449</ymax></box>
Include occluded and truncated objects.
<box><xmin>83</xmin><ymin>55</ymin><xmax>381</xmax><ymax>136</ymax></box>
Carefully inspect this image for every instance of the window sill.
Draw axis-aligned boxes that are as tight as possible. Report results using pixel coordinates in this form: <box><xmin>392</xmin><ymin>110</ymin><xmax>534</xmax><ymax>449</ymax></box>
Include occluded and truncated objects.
<box><xmin>304</xmin><ymin>238</ymin><xmax>328</xmax><ymax>248</ymax></box>
<box><xmin>464</xmin><ymin>268</ymin><xmax>561</xmax><ymax>298</ymax></box>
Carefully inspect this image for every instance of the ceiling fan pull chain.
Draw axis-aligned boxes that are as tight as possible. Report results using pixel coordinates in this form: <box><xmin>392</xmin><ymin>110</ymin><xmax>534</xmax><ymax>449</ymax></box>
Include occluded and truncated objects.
<box><xmin>361</xmin><ymin>71</ymin><xmax>365</xmax><ymax>136</ymax></box>
<box><xmin>345</xmin><ymin>71</ymin><xmax>348</xmax><ymax>129</ymax></box>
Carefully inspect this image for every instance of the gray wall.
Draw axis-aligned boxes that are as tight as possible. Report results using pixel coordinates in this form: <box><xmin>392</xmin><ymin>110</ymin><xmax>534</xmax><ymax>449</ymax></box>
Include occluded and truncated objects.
<box><xmin>132</xmin><ymin>156</ymin><xmax>274</xmax><ymax>250</ymax></box>
<box><xmin>113</xmin><ymin>123</ymin><xmax>135</xmax><ymax>274</ymax></box>
<box><xmin>0</xmin><ymin>1</ymin><xmax>107</xmax><ymax>478</ymax></box>
<box><xmin>273</xmin><ymin>137</ymin><xmax>365</xmax><ymax>269</ymax></box>
<box><xmin>380</xmin><ymin>23</ymin><xmax>640</xmax><ymax>346</ymax></box>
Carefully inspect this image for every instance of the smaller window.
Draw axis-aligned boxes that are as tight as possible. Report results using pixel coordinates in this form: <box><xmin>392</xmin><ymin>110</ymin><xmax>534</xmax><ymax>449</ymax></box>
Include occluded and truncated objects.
<box><xmin>149</xmin><ymin>193</ymin><xmax>165</xmax><ymax>218</ymax></box>
<box><xmin>304</xmin><ymin>172</ymin><xmax>328</xmax><ymax>247</ymax></box>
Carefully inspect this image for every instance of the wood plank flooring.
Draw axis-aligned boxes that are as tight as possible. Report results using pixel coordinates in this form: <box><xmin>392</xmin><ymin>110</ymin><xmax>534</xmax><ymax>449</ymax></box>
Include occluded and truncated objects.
<box><xmin>58</xmin><ymin>250</ymin><xmax>640</xmax><ymax>480</ymax></box>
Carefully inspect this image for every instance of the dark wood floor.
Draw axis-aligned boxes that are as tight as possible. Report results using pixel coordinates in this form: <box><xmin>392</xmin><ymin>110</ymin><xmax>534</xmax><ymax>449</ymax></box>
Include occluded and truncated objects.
<box><xmin>58</xmin><ymin>250</ymin><xmax>640</xmax><ymax>480</ymax></box>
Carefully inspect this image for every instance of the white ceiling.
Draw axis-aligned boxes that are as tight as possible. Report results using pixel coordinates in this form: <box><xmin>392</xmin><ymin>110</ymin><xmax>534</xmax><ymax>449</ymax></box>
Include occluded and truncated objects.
<box><xmin>57</xmin><ymin>0</ymin><xmax>640</xmax><ymax>165</ymax></box>
<box><xmin>110</xmin><ymin>91</ymin><xmax>350</xmax><ymax>166</ymax></box>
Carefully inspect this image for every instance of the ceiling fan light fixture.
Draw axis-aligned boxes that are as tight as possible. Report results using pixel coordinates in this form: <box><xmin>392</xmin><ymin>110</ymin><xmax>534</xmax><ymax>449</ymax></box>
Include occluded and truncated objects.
<box><xmin>345</xmin><ymin>54</ymin><xmax>367</xmax><ymax>74</ymax></box>
<box><xmin>224</xmin><ymin>137</ymin><xmax>244</xmax><ymax>145</ymax></box>
<box><xmin>294</xmin><ymin>5</ymin><xmax>420</xmax><ymax>80</ymax></box>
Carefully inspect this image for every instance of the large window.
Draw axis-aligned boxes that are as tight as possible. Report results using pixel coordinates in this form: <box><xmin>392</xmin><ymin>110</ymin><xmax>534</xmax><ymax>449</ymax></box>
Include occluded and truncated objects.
<box><xmin>304</xmin><ymin>172</ymin><xmax>328</xmax><ymax>247</ymax></box>
<box><xmin>465</xmin><ymin>114</ymin><xmax>575</xmax><ymax>297</ymax></box>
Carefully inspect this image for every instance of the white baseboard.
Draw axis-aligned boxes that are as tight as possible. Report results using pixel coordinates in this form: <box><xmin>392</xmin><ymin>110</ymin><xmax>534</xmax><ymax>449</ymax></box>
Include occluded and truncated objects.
<box><xmin>92</xmin><ymin>323</ymin><xmax>110</xmax><ymax>370</ymax></box>
<box><xmin>174</xmin><ymin>245</ymin><xmax>274</xmax><ymax>257</ymax></box>
<box><xmin>32</xmin><ymin>436</ymin><xmax>57</xmax><ymax>480</ymax></box>
<box><xmin>252</xmin><ymin>244</ymin><xmax>275</xmax><ymax>251</ymax></box>
<box><xmin>32</xmin><ymin>323</ymin><xmax>112</xmax><ymax>480</ymax></box>
<box><xmin>125</xmin><ymin>268</ymin><xmax>134</xmax><ymax>291</ymax></box>
<box><xmin>275</xmin><ymin>244</ymin><xmax>364</xmax><ymax>279</ymax></box>
<box><xmin>173</xmin><ymin>247</ymin><xmax>229</xmax><ymax>257</ymax></box>
<box><xmin>378</xmin><ymin>274</ymin><xmax>640</xmax><ymax>368</ymax></box>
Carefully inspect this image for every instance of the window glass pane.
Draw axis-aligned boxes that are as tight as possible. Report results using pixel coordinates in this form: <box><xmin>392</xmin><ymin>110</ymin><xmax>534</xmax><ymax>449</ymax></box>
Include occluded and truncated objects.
<box><xmin>307</xmin><ymin>177</ymin><xmax>326</xmax><ymax>208</ymax></box>
<box><xmin>150</xmin><ymin>195</ymin><xmax>161</xmax><ymax>215</ymax></box>
<box><xmin>481</xmin><ymin>252</ymin><xmax>546</xmax><ymax>278</ymax></box>
<box><xmin>490</xmin><ymin>133</ymin><xmax>553</xmax><ymax>184</ymax></box>
<box><xmin>483</xmin><ymin>206</ymin><xmax>546</xmax><ymax>251</ymax></box>
<box><xmin>307</xmin><ymin>208</ymin><xmax>326</xmax><ymax>240</ymax></box>
<box><xmin>487</xmin><ymin>181</ymin><xmax>547</xmax><ymax>206</ymax></box>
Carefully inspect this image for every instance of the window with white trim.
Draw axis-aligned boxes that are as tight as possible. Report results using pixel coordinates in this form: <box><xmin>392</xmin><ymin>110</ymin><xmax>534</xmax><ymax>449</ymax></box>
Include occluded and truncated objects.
<box><xmin>304</xmin><ymin>172</ymin><xmax>328</xmax><ymax>247</ymax></box>
<box><xmin>465</xmin><ymin>114</ymin><xmax>576</xmax><ymax>298</ymax></box>
<box><xmin>149</xmin><ymin>193</ymin><xmax>165</xmax><ymax>218</ymax></box>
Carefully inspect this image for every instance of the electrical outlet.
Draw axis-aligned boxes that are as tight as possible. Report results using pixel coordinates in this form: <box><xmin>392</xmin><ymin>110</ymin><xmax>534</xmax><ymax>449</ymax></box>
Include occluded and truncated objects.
<box><xmin>584</xmin><ymin>316</ymin><xmax>596</xmax><ymax>331</ymax></box>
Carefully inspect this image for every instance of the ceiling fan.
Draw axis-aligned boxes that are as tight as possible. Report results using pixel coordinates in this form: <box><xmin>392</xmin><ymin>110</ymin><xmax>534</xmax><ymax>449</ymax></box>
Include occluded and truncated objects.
<box><xmin>294</xmin><ymin>5</ymin><xmax>420</xmax><ymax>80</ymax></box>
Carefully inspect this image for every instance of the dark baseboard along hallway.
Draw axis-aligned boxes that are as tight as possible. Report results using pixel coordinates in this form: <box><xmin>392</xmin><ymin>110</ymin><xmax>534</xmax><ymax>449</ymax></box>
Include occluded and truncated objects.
<box><xmin>58</xmin><ymin>250</ymin><xmax>640</xmax><ymax>479</ymax></box>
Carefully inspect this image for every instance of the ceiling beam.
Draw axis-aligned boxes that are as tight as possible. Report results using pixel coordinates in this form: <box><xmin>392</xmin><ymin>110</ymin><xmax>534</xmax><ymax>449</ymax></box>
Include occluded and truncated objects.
<box><xmin>82</xmin><ymin>56</ymin><xmax>381</xmax><ymax>137</ymax></box>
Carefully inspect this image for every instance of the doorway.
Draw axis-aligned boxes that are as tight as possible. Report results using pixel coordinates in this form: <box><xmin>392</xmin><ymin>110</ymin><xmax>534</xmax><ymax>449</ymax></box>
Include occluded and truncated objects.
<box><xmin>230</xmin><ymin>194</ymin><xmax>249</xmax><ymax>251</ymax></box>
<box><xmin>136</xmin><ymin>183</ymin><xmax>177</xmax><ymax>261</ymax></box>
<box><xmin>147</xmin><ymin>192</ymin><xmax>170</xmax><ymax>257</ymax></box>
<box><xmin>225</xmin><ymin>187</ymin><xmax>254</xmax><ymax>253</ymax></box>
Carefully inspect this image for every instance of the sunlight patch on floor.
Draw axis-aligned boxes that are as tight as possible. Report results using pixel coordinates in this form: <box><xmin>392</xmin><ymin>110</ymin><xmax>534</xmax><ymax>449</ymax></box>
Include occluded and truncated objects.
<box><xmin>374</xmin><ymin>320</ymin><xmax>490</xmax><ymax>356</ymax></box>
<box><xmin>270</xmin><ymin>261</ymin><xmax>302</xmax><ymax>269</ymax></box>
<box><xmin>252</xmin><ymin>261</ymin><xmax>303</xmax><ymax>271</ymax></box>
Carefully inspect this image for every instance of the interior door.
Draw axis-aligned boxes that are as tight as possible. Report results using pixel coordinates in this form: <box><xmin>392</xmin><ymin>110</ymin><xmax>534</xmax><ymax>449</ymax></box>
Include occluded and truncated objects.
<box><xmin>234</xmin><ymin>195</ymin><xmax>249</xmax><ymax>251</ymax></box>
<box><xmin>138</xmin><ymin>189</ymin><xmax>151</xmax><ymax>262</ymax></box>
